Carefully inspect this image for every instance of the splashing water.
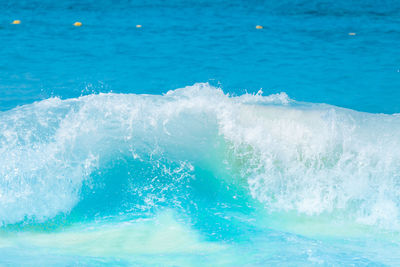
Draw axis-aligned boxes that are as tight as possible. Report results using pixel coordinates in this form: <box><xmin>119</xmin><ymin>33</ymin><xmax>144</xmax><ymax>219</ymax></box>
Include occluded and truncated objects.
<box><xmin>1</xmin><ymin>84</ymin><xmax>400</xmax><ymax>265</ymax></box>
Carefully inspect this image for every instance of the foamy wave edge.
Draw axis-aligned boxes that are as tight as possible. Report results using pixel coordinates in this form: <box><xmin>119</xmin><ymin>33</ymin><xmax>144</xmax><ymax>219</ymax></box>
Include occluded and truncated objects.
<box><xmin>0</xmin><ymin>83</ymin><xmax>399</xmax><ymax>230</ymax></box>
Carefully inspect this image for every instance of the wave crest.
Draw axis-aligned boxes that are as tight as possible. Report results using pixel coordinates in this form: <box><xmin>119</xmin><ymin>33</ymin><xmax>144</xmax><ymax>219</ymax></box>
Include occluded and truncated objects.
<box><xmin>0</xmin><ymin>83</ymin><xmax>399</xmax><ymax>230</ymax></box>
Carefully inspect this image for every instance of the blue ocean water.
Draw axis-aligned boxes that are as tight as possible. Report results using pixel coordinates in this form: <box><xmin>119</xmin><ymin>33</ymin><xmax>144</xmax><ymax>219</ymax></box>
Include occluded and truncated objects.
<box><xmin>1</xmin><ymin>0</ymin><xmax>400</xmax><ymax>266</ymax></box>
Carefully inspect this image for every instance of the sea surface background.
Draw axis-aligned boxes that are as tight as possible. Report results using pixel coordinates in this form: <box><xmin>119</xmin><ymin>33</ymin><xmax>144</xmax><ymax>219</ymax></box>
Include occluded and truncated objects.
<box><xmin>1</xmin><ymin>0</ymin><xmax>400</xmax><ymax>113</ymax></box>
<box><xmin>1</xmin><ymin>0</ymin><xmax>400</xmax><ymax>266</ymax></box>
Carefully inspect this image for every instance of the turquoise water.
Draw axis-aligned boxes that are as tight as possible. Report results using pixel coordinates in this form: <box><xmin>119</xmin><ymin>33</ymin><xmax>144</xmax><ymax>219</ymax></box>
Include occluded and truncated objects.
<box><xmin>1</xmin><ymin>1</ymin><xmax>400</xmax><ymax>266</ymax></box>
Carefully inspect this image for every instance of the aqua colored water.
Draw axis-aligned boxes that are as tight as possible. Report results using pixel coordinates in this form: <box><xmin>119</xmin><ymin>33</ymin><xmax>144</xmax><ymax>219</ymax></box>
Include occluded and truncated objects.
<box><xmin>1</xmin><ymin>1</ymin><xmax>400</xmax><ymax>266</ymax></box>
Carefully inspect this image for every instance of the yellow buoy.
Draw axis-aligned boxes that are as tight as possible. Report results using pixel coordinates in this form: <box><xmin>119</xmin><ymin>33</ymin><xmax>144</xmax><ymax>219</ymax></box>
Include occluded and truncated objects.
<box><xmin>136</xmin><ymin>24</ymin><xmax>142</xmax><ymax>28</ymax></box>
<box><xmin>12</xmin><ymin>20</ymin><xmax>21</xmax><ymax>24</ymax></box>
<box><xmin>255</xmin><ymin>25</ymin><xmax>263</xmax><ymax>29</ymax></box>
<box><xmin>73</xmin><ymin>22</ymin><xmax>82</xmax><ymax>27</ymax></box>
<box><xmin>348</xmin><ymin>32</ymin><xmax>356</xmax><ymax>36</ymax></box>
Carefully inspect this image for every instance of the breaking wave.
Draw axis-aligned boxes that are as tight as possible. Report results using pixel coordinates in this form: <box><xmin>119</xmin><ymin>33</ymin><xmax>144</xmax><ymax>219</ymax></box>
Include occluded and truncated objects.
<box><xmin>1</xmin><ymin>83</ymin><xmax>400</xmax><ymax>231</ymax></box>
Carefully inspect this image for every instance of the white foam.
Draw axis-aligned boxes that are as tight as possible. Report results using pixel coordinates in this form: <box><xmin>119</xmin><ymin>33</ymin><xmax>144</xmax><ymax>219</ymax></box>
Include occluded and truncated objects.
<box><xmin>0</xmin><ymin>83</ymin><xmax>399</xmax><ymax>230</ymax></box>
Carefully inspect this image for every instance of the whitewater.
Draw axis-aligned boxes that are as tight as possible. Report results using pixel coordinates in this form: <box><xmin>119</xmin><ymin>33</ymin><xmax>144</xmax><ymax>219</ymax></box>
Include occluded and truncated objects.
<box><xmin>1</xmin><ymin>83</ymin><xmax>400</xmax><ymax>266</ymax></box>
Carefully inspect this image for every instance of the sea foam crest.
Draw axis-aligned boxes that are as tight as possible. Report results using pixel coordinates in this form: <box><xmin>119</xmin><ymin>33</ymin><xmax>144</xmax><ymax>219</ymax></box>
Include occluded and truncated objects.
<box><xmin>0</xmin><ymin>83</ymin><xmax>399</xmax><ymax>229</ymax></box>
